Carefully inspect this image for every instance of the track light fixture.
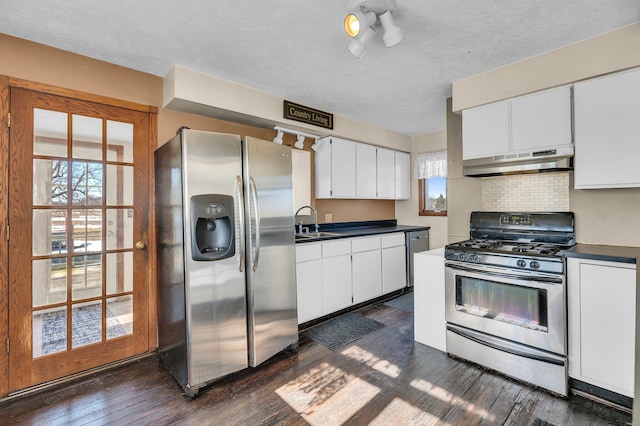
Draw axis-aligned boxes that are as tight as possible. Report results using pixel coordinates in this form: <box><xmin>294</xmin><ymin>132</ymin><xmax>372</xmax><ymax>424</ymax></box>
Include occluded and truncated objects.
<box><xmin>310</xmin><ymin>138</ymin><xmax>324</xmax><ymax>152</ymax></box>
<box><xmin>273</xmin><ymin>130</ymin><xmax>284</xmax><ymax>144</ymax></box>
<box><xmin>344</xmin><ymin>0</ymin><xmax>404</xmax><ymax>58</ymax></box>
<box><xmin>273</xmin><ymin>126</ymin><xmax>320</xmax><ymax>150</ymax></box>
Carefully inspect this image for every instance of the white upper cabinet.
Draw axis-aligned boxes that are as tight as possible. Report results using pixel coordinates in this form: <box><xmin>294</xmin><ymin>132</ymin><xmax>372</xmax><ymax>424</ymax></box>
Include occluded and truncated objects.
<box><xmin>376</xmin><ymin>147</ymin><xmax>396</xmax><ymax>199</ymax></box>
<box><xmin>314</xmin><ymin>137</ymin><xmax>356</xmax><ymax>198</ymax></box>
<box><xmin>394</xmin><ymin>151</ymin><xmax>411</xmax><ymax>200</ymax></box>
<box><xmin>573</xmin><ymin>68</ymin><xmax>640</xmax><ymax>189</ymax></box>
<box><xmin>462</xmin><ymin>86</ymin><xmax>572</xmax><ymax>160</ymax></box>
<box><xmin>511</xmin><ymin>86</ymin><xmax>573</xmax><ymax>152</ymax></box>
<box><xmin>356</xmin><ymin>143</ymin><xmax>377</xmax><ymax>198</ymax></box>
<box><xmin>462</xmin><ymin>101</ymin><xmax>510</xmax><ymax>159</ymax></box>
<box><xmin>315</xmin><ymin>137</ymin><xmax>410</xmax><ymax>200</ymax></box>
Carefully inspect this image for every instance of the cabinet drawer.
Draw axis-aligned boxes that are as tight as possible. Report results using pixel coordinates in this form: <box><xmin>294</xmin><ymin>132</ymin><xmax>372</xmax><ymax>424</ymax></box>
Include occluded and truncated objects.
<box><xmin>322</xmin><ymin>239</ymin><xmax>352</xmax><ymax>257</ymax></box>
<box><xmin>381</xmin><ymin>232</ymin><xmax>405</xmax><ymax>248</ymax></box>
<box><xmin>351</xmin><ymin>236</ymin><xmax>381</xmax><ymax>253</ymax></box>
<box><xmin>296</xmin><ymin>243</ymin><xmax>322</xmax><ymax>262</ymax></box>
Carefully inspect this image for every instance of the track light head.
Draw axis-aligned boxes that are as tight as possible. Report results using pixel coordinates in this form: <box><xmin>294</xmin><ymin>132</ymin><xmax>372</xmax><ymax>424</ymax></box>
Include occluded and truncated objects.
<box><xmin>344</xmin><ymin>10</ymin><xmax>376</xmax><ymax>38</ymax></box>
<box><xmin>273</xmin><ymin>130</ymin><xmax>284</xmax><ymax>144</ymax></box>
<box><xmin>311</xmin><ymin>138</ymin><xmax>323</xmax><ymax>152</ymax></box>
<box><xmin>294</xmin><ymin>134</ymin><xmax>306</xmax><ymax>149</ymax></box>
<box><xmin>348</xmin><ymin>26</ymin><xmax>375</xmax><ymax>59</ymax></box>
<box><xmin>379</xmin><ymin>10</ymin><xmax>404</xmax><ymax>47</ymax></box>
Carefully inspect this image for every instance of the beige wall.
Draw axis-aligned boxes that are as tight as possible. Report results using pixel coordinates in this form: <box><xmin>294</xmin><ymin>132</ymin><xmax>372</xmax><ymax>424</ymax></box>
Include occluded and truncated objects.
<box><xmin>452</xmin><ymin>23</ymin><xmax>640</xmax><ymax>111</ymax></box>
<box><xmin>395</xmin><ymin>130</ymin><xmax>448</xmax><ymax>249</ymax></box>
<box><xmin>451</xmin><ymin>24</ymin><xmax>640</xmax><ymax>247</ymax></box>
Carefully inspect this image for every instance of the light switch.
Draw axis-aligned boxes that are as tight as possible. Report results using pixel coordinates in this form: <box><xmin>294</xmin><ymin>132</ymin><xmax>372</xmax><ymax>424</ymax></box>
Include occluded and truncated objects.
<box><xmin>325</xmin><ymin>213</ymin><xmax>332</xmax><ymax>222</ymax></box>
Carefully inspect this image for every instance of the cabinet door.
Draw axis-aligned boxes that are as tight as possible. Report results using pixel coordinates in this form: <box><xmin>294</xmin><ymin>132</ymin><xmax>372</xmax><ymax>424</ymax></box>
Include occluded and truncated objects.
<box><xmin>331</xmin><ymin>138</ymin><xmax>357</xmax><ymax>197</ymax></box>
<box><xmin>394</xmin><ymin>151</ymin><xmax>411</xmax><ymax>200</ymax></box>
<box><xmin>574</xmin><ymin>68</ymin><xmax>640</xmax><ymax>189</ymax></box>
<box><xmin>462</xmin><ymin>101</ymin><xmax>510</xmax><ymax>159</ymax></box>
<box><xmin>296</xmin><ymin>259</ymin><xmax>323</xmax><ymax>324</ymax></box>
<box><xmin>382</xmin><ymin>246</ymin><xmax>407</xmax><ymax>293</ymax></box>
<box><xmin>314</xmin><ymin>137</ymin><xmax>332</xmax><ymax>198</ymax></box>
<box><xmin>356</xmin><ymin>143</ymin><xmax>377</xmax><ymax>198</ymax></box>
<box><xmin>352</xmin><ymin>250</ymin><xmax>382</xmax><ymax>304</ymax></box>
<box><xmin>567</xmin><ymin>258</ymin><xmax>636</xmax><ymax>397</ymax></box>
<box><xmin>511</xmin><ymin>86</ymin><xmax>572</xmax><ymax>153</ymax></box>
<box><xmin>376</xmin><ymin>147</ymin><xmax>396</xmax><ymax>199</ymax></box>
<box><xmin>321</xmin><ymin>254</ymin><xmax>352</xmax><ymax>314</ymax></box>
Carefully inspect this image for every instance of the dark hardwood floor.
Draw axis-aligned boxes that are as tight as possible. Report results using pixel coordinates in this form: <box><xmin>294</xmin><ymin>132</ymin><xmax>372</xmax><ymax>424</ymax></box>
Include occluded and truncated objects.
<box><xmin>0</xmin><ymin>303</ymin><xmax>633</xmax><ymax>425</ymax></box>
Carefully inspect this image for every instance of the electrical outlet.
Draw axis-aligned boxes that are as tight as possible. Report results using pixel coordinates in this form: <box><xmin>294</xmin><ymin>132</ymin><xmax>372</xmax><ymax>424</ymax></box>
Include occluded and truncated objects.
<box><xmin>325</xmin><ymin>213</ymin><xmax>332</xmax><ymax>223</ymax></box>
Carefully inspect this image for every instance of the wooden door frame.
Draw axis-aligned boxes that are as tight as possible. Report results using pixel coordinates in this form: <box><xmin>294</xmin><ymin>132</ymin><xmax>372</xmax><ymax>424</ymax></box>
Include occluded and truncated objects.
<box><xmin>0</xmin><ymin>77</ymin><xmax>158</xmax><ymax>398</ymax></box>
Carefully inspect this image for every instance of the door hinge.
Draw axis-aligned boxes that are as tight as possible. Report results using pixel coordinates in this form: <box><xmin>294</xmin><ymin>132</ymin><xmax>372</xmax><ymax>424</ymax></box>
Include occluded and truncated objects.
<box><xmin>7</xmin><ymin>112</ymin><xmax>9</xmax><ymax>128</ymax></box>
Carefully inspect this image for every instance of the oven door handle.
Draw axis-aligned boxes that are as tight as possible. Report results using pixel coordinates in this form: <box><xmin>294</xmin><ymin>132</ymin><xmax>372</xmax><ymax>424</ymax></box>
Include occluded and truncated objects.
<box><xmin>446</xmin><ymin>263</ymin><xmax>564</xmax><ymax>284</ymax></box>
<box><xmin>447</xmin><ymin>324</ymin><xmax>565</xmax><ymax>366</ymax></box>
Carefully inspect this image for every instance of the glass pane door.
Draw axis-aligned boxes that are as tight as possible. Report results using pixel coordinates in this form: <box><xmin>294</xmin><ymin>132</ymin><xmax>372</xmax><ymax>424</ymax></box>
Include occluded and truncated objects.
<box><xmin>9</xmin><ymin>88</ymin><xmax>150</xmax><ymax>392</ymax></box>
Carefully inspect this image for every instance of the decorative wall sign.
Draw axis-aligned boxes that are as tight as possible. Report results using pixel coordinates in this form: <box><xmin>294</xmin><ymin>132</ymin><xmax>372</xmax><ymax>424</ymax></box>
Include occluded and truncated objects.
<box><xmin>283</xmin><ymin>101</ymin><xmax>333</xmax><ymax>129</ymax></box>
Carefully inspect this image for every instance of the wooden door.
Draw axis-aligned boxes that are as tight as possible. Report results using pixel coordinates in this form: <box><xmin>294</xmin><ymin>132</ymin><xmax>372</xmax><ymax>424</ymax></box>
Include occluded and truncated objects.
<box><xmin>8</xmin><ymin>88</ymin><xmax>151</xmax><ymax>391</ymax></box>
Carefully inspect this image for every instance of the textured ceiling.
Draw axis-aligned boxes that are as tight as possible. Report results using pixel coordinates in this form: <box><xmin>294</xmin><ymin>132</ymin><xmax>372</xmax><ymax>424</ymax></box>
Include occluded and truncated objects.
<box><xmin>1</xmin><ymin>1</ymin><xmax>639</xmax><ymax>136</ymax></box>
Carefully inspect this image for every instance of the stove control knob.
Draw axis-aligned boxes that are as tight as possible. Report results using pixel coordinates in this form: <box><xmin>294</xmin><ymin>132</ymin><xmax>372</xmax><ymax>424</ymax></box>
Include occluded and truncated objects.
<box><xmin>458</xmin><ymin>252</ymin><xmax>466</xmax><ymax>260</ymax></box>
<box><xmin>517</xmin><ymin>259</ymin><xmax>527</xmax><ymax>268</ymax></box>
<box><xmin>469</xmin><ymin>254</ymin><xmax>478</xmax><ymax>262</ymax></box>
<box><xmin>530</xmin><ymin>260</ymin><xmax>540</xmax><ymax>269</ymax></box>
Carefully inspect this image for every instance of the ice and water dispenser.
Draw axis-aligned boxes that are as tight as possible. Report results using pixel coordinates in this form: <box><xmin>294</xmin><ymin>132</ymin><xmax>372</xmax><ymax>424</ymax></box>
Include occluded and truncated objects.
<box><xmin>190</xmin><ymin>194</ymin><xmax>235</xmax><ymax>261</ymax></box>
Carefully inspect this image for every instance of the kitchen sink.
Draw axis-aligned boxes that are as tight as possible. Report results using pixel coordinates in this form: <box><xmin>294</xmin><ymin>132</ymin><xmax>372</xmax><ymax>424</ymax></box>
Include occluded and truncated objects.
<box><xmin>295</xmin><ymin>231</ymin><xmax>341</xmax><ymax>240</ymax></box>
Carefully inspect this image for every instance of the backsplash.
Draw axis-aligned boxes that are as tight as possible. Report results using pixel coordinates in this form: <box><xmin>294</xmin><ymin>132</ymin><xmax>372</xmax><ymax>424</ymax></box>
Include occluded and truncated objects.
<box><xmin>482</xmin><ymin>172</ymin><xmax>570</xmax><ymax>211</ymax></box>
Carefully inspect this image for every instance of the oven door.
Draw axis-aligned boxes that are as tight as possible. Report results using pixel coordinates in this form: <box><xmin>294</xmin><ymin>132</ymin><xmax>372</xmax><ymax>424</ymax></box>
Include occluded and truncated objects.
<box><xmin>445</xmin><ymin>260</ymin><xmax>566</xmax><ymax>356</ymax></box>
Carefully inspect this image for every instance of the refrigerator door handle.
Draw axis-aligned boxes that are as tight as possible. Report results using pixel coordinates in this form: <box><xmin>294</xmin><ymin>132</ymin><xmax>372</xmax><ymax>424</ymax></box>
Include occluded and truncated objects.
<box><xmin>236</xmin><ymin>175</ymin><xmax>246</xmax><ymax>273</ymax></box>
<box><xmin>249</xmin><ymin>176</ymin><xmax>261</xmax><ymax>272</ymax></box>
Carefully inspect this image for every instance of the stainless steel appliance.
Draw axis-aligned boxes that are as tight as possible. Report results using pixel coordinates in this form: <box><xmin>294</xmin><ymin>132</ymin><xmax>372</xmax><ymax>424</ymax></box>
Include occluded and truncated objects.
<box><xmin>406</xmin><ymin>230</ymin><xmax>429</xmax><ymax>286</ymax></box>
<box><xmin>444</xmin><ymin>212</ymin><xmax>575</xmax><ymax>396</ymax></box>
<box><xmin>155</xmin><ymin>128</ymin><xmax>298</xmax><ymax>397</ymax></box>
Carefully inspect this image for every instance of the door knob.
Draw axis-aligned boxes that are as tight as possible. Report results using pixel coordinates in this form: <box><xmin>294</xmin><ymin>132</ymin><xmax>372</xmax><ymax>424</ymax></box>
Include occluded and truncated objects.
<box><xmin>135</xmin><ymin>241</ymin><xmax>146</xmax><ymax>250</ymax></box>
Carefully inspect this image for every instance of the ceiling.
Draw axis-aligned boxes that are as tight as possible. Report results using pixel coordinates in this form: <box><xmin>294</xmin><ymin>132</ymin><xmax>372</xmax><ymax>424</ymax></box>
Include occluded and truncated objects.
<box><xmin>2</xmin><ymin>1</ymin><xmax>639</xmax><ymax>136</ymax></box>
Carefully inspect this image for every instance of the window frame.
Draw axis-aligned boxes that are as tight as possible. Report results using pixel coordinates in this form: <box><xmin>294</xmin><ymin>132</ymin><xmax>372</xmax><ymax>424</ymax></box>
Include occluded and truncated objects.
<box><xmin>418</xmin><ymin>177</ymin><xmax>447</xmax><ymax>217</ymax></box>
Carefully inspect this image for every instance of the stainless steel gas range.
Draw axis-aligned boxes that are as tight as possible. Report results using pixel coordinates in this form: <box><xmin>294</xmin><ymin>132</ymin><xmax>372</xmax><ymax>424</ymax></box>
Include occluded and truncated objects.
<box><xmin>444</xmin><ymin>211</ymin><xmax>575</xmax><ymax>396</ymax></box>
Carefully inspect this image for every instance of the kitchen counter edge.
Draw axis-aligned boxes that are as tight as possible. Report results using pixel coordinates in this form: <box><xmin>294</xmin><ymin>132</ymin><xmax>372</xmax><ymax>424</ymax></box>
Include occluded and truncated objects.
<box><xmin>295</xmin><ymin>221</ymin><xmax>430</xmax><ymax>244</ymax></box>
<box><xmin>563</xmin><ymin>244</ymin><xmax>640</xmax><ymax>265</ymax></box>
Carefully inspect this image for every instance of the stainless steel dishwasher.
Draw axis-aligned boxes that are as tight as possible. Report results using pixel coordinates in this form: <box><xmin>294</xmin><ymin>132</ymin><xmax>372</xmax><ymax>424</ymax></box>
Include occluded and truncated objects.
<box><xmin>406</xmin><ymin>230</ymin><xmax>429</xmax><ymax>286</ymax></box>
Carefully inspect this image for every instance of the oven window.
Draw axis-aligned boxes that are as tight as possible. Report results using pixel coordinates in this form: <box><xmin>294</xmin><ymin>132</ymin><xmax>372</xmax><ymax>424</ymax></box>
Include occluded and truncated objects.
<box><xmin>455</xmin><ymin>276</ymin><xmax>548</xmax><ymax>332</ymax></box>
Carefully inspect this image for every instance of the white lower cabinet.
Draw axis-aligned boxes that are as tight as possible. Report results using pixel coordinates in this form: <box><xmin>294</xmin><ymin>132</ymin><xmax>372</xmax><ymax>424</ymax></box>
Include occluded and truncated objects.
<box><xmin>413</xmin><ymin>248</ymin><xmax>446</xmax><ymax>352</ymax></box>
<box><xmin>381</xmin><ymin>233</ymin><xmax>407</xmax><ymax>293</ymax></box>
<box><xmin>567</xmin><ymin>257</ymin><xmax>636</xmax><ymax>397</ymax></box>
<box><xmin>352</xmin><ymin>236</ymin><xmax>382</xmax><ymax>304</ymax></box>
<box><xmin>295</xmin><ymin>233</ymin><xmax>408</xmax><ymax>324</ymax></box>
<box><xmin>295</xmin><ymin>243</ymin><xmax>323</xmax><ymax>324</ymax></box>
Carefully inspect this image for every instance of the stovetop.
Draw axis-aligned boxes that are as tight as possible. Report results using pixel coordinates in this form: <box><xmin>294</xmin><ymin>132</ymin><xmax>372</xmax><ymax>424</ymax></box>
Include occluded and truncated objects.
<box><xmin>444</xmin><ymin>212</ymin><xmax>576</xmax><ymax>274</ymax></box>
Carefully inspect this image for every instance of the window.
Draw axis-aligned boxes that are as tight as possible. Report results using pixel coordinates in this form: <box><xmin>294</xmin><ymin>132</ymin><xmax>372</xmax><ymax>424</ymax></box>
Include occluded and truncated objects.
<box><xmin>415</xmin><ymin>151</ymin><xmax>447</xmax><ymax>216</ymax></box>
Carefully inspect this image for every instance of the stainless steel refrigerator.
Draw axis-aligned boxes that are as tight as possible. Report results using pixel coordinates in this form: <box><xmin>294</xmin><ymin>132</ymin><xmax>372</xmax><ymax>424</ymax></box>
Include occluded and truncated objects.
<box><xmin>155</xmin><ymin>128</ymin><xmax>298</xmax><ymax>396</ymax></box>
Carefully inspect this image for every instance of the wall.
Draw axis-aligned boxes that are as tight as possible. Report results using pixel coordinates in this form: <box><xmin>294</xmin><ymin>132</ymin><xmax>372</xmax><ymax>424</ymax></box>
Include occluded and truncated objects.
<box><xmin>452</xmin><ymin>23</ymin><xmax>640</xmax><ymax>111</ymax></box>
<box><xmin>446</xmin><ymin>98</ymin><xmax>482</xmax><ymax>243</ymax></box>
<box><xmin>395</xmin><ymin>131</ymin><xmax>448</xmax><ymax>249</ymax></box>
<box><xmin>451</xmin><ymin>23</ymin><xmax>640</xmax><ymax>247</ymax></box>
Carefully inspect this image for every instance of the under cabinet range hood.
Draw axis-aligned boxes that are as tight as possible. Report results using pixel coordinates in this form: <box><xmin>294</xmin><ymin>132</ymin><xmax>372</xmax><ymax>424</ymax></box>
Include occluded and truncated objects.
<box><xmin>463</xmin><ymin>146</ymin><xmax>573</xmax><ymax>177</ymax></box>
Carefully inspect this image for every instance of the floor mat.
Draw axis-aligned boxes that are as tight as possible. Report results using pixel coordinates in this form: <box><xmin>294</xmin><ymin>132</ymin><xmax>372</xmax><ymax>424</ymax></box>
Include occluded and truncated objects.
<box><xmin>302</xmin><ymin>312</ymin><xmax>385</xmax><ymax>351</ymax></box>
<box><xmin>383</xmin><ymin>292</ymin><xmax>414</xmax><ymax>312</ymax></box>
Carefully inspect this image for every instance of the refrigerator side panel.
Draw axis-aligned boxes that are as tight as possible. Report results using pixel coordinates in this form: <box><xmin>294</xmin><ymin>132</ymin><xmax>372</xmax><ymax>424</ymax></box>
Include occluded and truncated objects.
<box><xmin>182</xmin><ymin>130</ymin><xmax>249</xmax><ymax>388</ymax></box>
<box><xmin>156</xmin><ymin>134</ymin><xmax>189</xmax><ymax>390</ymax></box>
<box><xmin>244</xmin><ymin>137</ymin><xmax>298</xmax><ymax>367</ymax></box>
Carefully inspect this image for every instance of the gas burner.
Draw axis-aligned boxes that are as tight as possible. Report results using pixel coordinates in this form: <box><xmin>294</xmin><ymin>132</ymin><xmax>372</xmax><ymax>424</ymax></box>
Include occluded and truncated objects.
<box><xmin>459</xmin><ymin>239</ymin><xmax>502</xmax><ymax>249</ymax></box>
<box><xmin>511</xmin><ymin>244</ymin><xmax>559</xmax><ymax>255</ymax></box>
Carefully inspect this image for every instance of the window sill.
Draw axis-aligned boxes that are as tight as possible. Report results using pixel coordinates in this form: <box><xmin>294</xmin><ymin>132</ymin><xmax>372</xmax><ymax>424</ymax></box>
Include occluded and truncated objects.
<box><xmin>419</xmin><ymin>211</ymin><xmax>447</xmax><ymax>217</ymax></box>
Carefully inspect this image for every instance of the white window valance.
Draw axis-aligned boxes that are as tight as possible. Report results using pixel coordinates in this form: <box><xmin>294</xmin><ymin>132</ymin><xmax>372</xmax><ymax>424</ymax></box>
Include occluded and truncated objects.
<box><xmin>414</xmin><ymin>151</ymin><xmax>447</xmax><ymax>179</ymax></box>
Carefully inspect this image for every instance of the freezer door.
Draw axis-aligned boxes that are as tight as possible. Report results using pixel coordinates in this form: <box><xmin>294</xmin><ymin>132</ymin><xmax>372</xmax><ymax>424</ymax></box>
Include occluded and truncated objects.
<box><xmin>243</xmin><ymin>137</ymin><xmax>298</xmax><ymax>367</ymax></box>
<box><xmin>182</xmin><ymin>130</ymin><xmax>249</xmax><ymax>388</ymax></box>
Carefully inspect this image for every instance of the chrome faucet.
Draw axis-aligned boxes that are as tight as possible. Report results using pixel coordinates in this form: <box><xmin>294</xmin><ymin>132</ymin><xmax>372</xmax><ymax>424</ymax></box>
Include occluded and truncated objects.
<box><xmin>294</xmin><ymin>205</ymin><xmax>319</xmax><ymax>234</ymax></box>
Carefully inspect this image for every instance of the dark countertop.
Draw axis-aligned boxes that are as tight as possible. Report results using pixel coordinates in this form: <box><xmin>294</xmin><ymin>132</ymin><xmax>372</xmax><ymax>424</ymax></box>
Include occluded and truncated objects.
<box><xmin>564</xmin><ymin>244</ymin><xmax>640</xmax><ymax>264</ymax></box>
<box><xmin>295</xmin><ymin>220</ymin><xmax>430</xmax><ymax>244</ymax></box>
